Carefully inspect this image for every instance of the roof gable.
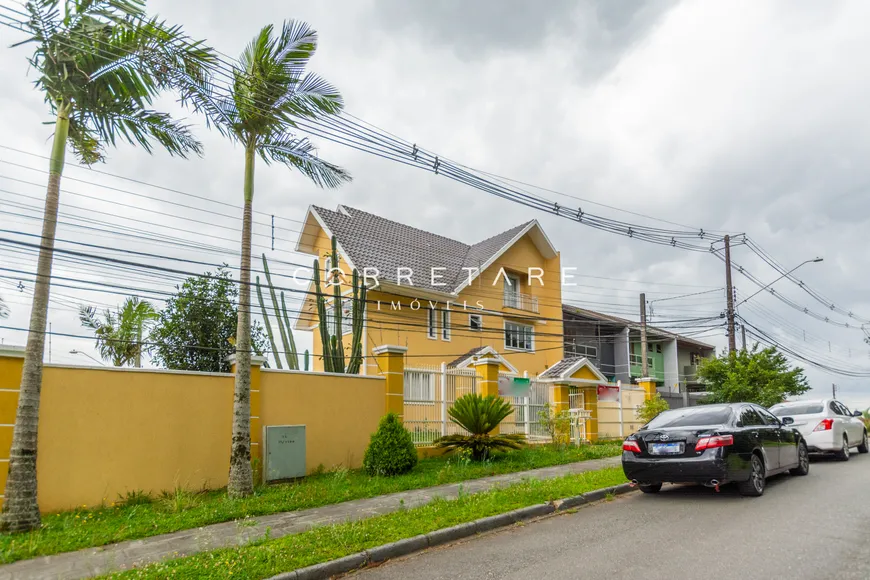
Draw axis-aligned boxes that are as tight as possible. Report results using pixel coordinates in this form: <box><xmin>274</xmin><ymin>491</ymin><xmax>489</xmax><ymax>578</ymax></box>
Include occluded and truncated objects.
<box><xmin>295</xmin><ymin>205</ymin><xmax>556</xmax><ymax>294</ymax></box>
<box><xmin>539</xmin><ymin>357</ymin><xmax>608</xmax><ymax>383</ymax></box>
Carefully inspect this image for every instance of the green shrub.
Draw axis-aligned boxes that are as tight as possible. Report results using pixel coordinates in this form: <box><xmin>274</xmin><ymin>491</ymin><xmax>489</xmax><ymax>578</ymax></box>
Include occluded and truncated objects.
<box><xmin>363</xmin><ymin>413</ymin><xmax>418</xmax><ymax>476</ymax></box>
<box><xmin>636</xmin><ymin>394</ymin><xmax>669</xmax><ymax>424</ymax></box>
<box><xmin>435</xmin><ymin>394</ymin><xmax>526</xmax><ymax>461</ymax></box>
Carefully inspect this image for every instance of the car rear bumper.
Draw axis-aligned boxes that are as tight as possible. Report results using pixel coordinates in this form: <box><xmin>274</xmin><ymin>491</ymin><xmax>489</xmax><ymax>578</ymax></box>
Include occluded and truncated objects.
<box><xmin>622</xmin><ymin>452</ymin><xmax>733</xmax><ymax>484</ymax></box>
<box><xmin>802</xmin><ymin>429</ymin><xmax>840</xmax><ymax>453</ymax></box>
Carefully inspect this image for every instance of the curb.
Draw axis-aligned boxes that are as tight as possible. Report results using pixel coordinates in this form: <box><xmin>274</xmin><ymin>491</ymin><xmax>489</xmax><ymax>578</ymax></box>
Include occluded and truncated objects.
<box><xmin>267</xmin><ymin>482</ymin><xmax>635</xmax><ymax>580</ymax></box>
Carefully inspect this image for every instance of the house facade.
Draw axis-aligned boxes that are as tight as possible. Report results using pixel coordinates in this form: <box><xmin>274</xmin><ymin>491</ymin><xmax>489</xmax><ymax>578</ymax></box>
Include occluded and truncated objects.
<box><xmin>294</xmin><ymin>205</ymin><xmax>564</xmax><ymax>377</ymax></box>
<box><xmin>562</xmin><ymin>305</ymin><xmax>716</xmax><ymax>395</ymax></box>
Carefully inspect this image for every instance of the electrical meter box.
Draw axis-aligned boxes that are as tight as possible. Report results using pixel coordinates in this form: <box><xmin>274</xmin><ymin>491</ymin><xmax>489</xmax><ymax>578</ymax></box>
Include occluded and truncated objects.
<box><xmin>263</xmin><ymin>425</ymin><xmax>306</xmax><ymax>482</ymax></box>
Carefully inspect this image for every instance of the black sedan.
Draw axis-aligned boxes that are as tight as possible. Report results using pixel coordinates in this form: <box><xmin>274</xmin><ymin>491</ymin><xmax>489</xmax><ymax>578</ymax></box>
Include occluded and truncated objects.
<box><xmin>622</xmin><ymin>403</ymin><xmax>809</xmax><ymax>496</ymax></box>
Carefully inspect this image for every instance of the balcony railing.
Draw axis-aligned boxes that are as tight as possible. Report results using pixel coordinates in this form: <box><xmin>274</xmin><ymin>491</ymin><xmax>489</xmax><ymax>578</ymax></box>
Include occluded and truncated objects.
<box><xmin>503</xmin><ymin>292</ymin><xmax>539</xmax><ymax>313</ymax></box>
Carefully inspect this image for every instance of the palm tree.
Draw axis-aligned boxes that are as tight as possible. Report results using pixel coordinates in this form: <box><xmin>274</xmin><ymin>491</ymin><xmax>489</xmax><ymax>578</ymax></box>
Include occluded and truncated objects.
<box><xmin>435</xmin><ymin>394</ymin><xmax>527</xmax><ymax>461</ymax></box>
<box><xmin>79</xmin><ymin>297</ymin><xmax>158</xmax><ymax>367</ymax></box>
<box><xmin>1</xmin><ymin>0</ymin><xmax>213</xmax><ymax>532</ymax></box>
<box><xmin>186</xmin><ymin>21</ymin><xmax>351</xmax><ymax>497</ymax></box>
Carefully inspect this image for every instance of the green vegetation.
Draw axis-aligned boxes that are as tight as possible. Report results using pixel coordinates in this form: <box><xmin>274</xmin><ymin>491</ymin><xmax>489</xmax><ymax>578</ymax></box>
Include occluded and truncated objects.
<box><xmin>149</xmin><ymin>267</ymin><xmax>269</xmax><ymax>373</ymax></box>
<box><xmin>255</xmin><ymin>254</ymin><xmax>306</xmax><ymax>370</ymax></box>
<box><xmin>105</xmin><ymin>467</ymin><xmax>627</xmax><ymax>579</ymax></box>
<box><xmin>537</xmin><ymin>403</ymin><xmax>573</xmax><ymax>447</ymax></box>
<box><xmin>435</xmin><ymin>394</ymin><xmax>527</xmax><ymax>460</ymax></box>
<box><xmin>79</xmin><ymin>297</ymin><xmax>158</xmax><ymax>367</ymax></box>
<box><xmin>363</xmin><ymin>414</ymin><xmax>418</xmax><ymax>476</ymax></box>
<box><xmin>0</xmin><ymin>443</ymin><xmax>620</xmax><ymax>564</ymax></box>
<box><xmin>698</xmin><ymin>345</ymin><xmax>810</xmax><ymax>407</ymax></box>
<box><xmin>636</xmin><ymin>393</ymin><xmax>670</xmax><ymax>424</ymax></box>
<box><xmin>313</xmin><ymin>235</ymin><xmax>367</xmax><ymax>374</ymax></box>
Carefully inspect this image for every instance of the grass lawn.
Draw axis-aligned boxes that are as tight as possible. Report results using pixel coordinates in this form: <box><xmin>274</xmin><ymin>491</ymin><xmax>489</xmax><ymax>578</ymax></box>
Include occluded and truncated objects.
<box><xmin>106</xmin><ymin>466</ymin><xmax>627</xmax><ymax>579</ymax></box>
<box><xmin>0</xmin><ymin>443</ymin><xmax>620</xmax><ymax>564</ymax></box>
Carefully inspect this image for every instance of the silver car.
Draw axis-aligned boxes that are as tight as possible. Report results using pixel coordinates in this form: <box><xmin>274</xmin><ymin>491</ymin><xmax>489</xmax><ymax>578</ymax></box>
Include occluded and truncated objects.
<box><xmin>769</xmin><ymin>399</ymin><xmax>868</xmax><ymax>460</ymax></box>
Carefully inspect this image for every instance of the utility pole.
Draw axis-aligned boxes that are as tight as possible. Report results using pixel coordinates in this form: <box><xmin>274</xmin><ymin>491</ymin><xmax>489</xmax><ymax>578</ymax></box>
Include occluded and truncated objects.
<box><xmin>832</xmin><ymin>383</ymin><xmax>837</xmax><ymax>399</ymax></box>
<box><xmin>640</xmin><ymin>293</ymin><xmax>649</xmax><ymax>377</ymax></box>
<box><xmin>741</xmin><ymin>323</ymin><xmax>746</xmax><ymax>351</ymax></box>
<box><xmin>724</xmin><ymin>235</ymin><xmax>736</xmax><ymax>353</ymax></box>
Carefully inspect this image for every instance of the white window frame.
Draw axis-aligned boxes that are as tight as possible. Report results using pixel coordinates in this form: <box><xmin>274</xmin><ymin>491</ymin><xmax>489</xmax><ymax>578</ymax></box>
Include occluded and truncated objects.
<box><xmin>427</xmin><ymin>307</ymin><xmax>437</xmax><ymax>340</ymax></box>
<box><xmin>503</xmin><ymin>272</ymin><xmax>521</xmax><ymax>308</ymax></box>
<box><xmin>469</xmin><ymin>313</ymin><xmax>483</xmax><ymax>331</ymax></box>
<box><xmin>441</xmin><ymin>309</ymin><xmax>451</xmax><ymax>341</ymax></box>
<box><xmin>504</xmin><ymin>320</ymin><xmax>534</xmax><ymax>352</ymax></box>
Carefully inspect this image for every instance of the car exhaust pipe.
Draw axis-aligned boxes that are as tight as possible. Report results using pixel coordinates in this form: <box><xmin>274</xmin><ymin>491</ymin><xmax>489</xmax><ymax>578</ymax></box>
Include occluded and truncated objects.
<box><xmin>703</xmin><ymin>479</ymin><xmax>721</xmax><ymax>492</ymax></box>
<box><xmin>629</xmin><ymin>479</ymin><xmax>639</xmax><ymax>488</ymax></box>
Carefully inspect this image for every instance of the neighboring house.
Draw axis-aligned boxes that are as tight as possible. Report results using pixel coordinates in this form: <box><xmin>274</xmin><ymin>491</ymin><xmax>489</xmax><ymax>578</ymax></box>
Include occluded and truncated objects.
<box><xmin>294</xmin><ymin>205</ymin><xmax>564</xmax><ymax>377</ymax></box>
<box><xmin>562</xmin><ymin>305</ymin><xmax>716</xmax><ymax>394</ymax></box>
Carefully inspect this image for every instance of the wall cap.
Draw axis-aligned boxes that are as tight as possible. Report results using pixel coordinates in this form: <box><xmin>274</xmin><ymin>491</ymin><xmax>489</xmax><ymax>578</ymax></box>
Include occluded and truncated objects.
<box><xmin>225</xmin><ymin>354</ymin><xmax>268</xmax><ymax>366</ymax></box>
<box><xmin>372</xmin><ymin>345</ymin><xmax>408</xmax><ymax>355</ymax></box>
<box><xmin>0</xmin><ymin>345</ymin><xmax>25</xmax><ymax>358</ymax></box>
<box><xmin>636</xmin><ymin>377</ymin><xmax>656</xmax><ymax>383</ymax></box>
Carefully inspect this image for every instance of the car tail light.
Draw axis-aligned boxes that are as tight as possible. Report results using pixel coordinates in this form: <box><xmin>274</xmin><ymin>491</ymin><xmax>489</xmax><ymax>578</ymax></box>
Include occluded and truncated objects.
<box><xmin>695</xmin><ymin>434</ymin><xmax>734</xmax><ymax>452</ymax></box>
<box><xmin>622</xmin><ymin>440</ymin><xmax>642</xmax><ymax>453</ymax></box>
<box><xmin>814</xmin><ymin>418</ymin><xmax>834</xmax><ymax>431</ymax></box>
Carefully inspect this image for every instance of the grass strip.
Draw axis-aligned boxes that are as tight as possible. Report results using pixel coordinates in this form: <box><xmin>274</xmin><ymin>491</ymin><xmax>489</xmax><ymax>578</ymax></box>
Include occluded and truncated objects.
<box><xmin>105</xmin><ymin>466</ymin><xmax>627</xmax><ymax>579</ymax></box>
<box><xmin>0</xmin><ymin>443</ymin><xmax>620</xmax><ymax>564</ymax></box>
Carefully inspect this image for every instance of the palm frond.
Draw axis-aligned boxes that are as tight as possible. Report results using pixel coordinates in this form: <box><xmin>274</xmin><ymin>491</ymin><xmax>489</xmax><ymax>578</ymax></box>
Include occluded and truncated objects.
<box><xmin>78</xmin><ymin>304</ymin><xmax>101</xmax><ymax>329</ymax></box>
<box><xmin>262</xmin><ymin>134</ymin><xmax>350</xmax><ymax>188</ymax></box>
<box><xmin>81</xmin><ymin>103</ymin><xmax>202</xmax><ymax>158</ymax></box>
<box><xmin>276</xmin><ymin>71</ymin><xmax>343</xmax><ymax>119</ymax></box>
<box><xmin>67</xmin><ymin>117</ymin><xmax>104</xmax><ymax>164</ymax></box>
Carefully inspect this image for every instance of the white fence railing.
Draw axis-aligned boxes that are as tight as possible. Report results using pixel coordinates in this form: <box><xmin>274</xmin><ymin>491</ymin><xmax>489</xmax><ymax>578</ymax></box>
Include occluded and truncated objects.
<box><xmin>403</xmin><ymin>364</ymin><xmax>479</xmax><ymax>447</ymax></box>
<box><xmin>403</xmin><ymin>367</ymin><xmax>556</xmax><ymax>446</ymax></box>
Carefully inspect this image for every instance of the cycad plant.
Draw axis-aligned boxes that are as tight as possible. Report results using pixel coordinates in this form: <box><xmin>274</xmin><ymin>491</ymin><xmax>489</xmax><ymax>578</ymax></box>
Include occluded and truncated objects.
<box><xmin>185</xmin><ymin>21</ymin><xmax>350</xmax><ymax>498</ymax></box>
<box><xmin>435</xmin><ymin>394</ymin><xmax>527</xmax><ymax>461</ymax></box>
<box><xmin>79</xmin><ymin>296</ymin><xmax>158</xmax><ymax>367</ymax></box>
<box><xmin>1</xmin><ymin>0</ymin><xmax>212</xmax><ymax>532</ymax></box>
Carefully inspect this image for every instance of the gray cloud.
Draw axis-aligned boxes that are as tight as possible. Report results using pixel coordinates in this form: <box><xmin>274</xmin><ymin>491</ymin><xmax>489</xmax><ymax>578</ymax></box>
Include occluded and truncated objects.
<box><xmin>369</xmin><ymin>0</ymin><xmax>678</xmax><ymax>80</ymax></box>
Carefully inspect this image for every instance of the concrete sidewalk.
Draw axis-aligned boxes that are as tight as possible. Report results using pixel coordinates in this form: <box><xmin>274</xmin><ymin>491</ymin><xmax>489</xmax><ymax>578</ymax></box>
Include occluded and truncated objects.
<box><xmin>0</xmin><ymin>456</ymin><xmax>621</xmax><ymax>580</ymax></box>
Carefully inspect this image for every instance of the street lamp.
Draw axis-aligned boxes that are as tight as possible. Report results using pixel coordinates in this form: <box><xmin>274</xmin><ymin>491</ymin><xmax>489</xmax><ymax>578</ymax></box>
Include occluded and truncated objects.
<box><xmin>69</xmin><ymin>349</ymin><xmax>105</xmax><ymax>366</ymax></box>
<box><xmin>736</xmin><ymin>257</ymin><xmax>823</xmax><ymax>307</ymax></box>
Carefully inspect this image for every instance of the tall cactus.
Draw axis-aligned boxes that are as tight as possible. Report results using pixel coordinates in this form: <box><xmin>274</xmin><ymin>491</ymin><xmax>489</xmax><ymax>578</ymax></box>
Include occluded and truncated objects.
<box><xmin>255</xmin><ymin>254</ymin><xmax>300</xmax><ymax>369</ymax></box>
<box><xmin>313</xmin><ymin>235</ymin><xmax>367</xmax><ymax>374</ymax></box>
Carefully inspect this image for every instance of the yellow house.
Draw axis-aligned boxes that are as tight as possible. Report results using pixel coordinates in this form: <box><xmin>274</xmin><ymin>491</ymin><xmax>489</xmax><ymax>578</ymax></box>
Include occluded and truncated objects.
<box><xmin>294</xmin><ymin>205</ymin><xmax>564</xmax><ymax>378</ymax></box>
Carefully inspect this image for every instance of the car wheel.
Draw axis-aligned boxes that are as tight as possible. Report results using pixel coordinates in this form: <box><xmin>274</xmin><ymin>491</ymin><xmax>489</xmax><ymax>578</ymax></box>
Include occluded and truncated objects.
<box><xmin>639</xmin><ymin>483</ymin><xmax>663</xmax><ymax>494</ymax></box>
<box><xmin>738</xmin><ymin>454</ymin><xmax>765</xmax><ymax>497</ymax></box>
<box><xmin>858</xmin><ymin>431</ymin><xmax>869</xmax><ymax>454</ymax></box>
<box><xmin>836</xmin><ymin>435</ymin><xmax>850</xmax><ymax>461</ymax></box>
<box><xmin>790</xmin><ymin>441</ymin><xmax>810</xmax><ymax>476</ymax></box>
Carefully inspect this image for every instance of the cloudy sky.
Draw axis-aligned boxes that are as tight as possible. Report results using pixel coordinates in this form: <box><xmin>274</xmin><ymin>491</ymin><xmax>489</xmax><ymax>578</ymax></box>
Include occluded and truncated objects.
<box><xmin>1</xmin><ymin>0</ymin><xmax>869</xmax><ymax>407</ymax></box>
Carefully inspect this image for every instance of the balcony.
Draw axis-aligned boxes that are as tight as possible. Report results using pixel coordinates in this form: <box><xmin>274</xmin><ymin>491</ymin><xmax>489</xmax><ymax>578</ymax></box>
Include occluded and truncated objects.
<box><xmin>684</xmin><ymin>365</ymin><xmax>702</xmax><ymax>384</ymax></box>
<box><xmin>503</xmin><ymin>292</ymin><xmax>539</xmax><ymax>313</ymax></box>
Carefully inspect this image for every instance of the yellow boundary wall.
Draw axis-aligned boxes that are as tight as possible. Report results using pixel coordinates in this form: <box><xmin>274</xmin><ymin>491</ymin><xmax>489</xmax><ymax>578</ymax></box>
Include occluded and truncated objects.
<box><xmin>0</xmin><ymin>349</ymin><xmax>384</xmax><ymax>513</ymax></box>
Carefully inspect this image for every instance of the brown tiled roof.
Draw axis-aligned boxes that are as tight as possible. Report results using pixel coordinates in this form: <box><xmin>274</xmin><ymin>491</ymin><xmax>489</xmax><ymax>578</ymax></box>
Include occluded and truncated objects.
<box><xmin>539</xmin><ymin>357</ymin><xmax>589</xmax><ymax>379</ymax></box>
<box><xmin>312</xmin><ymin>205</ymin><xmax>533</xmax><ymax>293</ymax></box>
<box><xmin>446</xmin><ymin>346</ymin><xmax>487</xmax><ymax>368</ymax></box>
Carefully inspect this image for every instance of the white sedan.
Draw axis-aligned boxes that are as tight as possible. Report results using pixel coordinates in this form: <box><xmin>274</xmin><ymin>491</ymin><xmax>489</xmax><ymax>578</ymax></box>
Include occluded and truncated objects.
<box><xmin>769</xmin><ymin>399</ymin><xmax>868</xmax><ymax>460</ymax></box>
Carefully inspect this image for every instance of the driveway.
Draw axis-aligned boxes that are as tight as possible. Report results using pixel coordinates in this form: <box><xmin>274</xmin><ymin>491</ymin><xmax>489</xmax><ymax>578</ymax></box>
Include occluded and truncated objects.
<box><xmin>352</xmin><ymin>453</ymin><xmax>870</xmax><ymax>580</ymax></box>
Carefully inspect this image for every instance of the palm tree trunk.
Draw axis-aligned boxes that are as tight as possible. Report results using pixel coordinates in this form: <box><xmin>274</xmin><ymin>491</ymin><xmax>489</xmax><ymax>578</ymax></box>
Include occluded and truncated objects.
<box><xmin>135</xmin><ymin>323</ymin><xmax>142</xmax><ymax>368</ymax></box>
<box><xmin>1</xmin><ymin>107</ymin><xmax>69</xmax><ymax>532</ymax></box>
<box><xmin>228</xmin><ymin>144</ymin><xmax>256</xmax><ymax>498</ymax></box>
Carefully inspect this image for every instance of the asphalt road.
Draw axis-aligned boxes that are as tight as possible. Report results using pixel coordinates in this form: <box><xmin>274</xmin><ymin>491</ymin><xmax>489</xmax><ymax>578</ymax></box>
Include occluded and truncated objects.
<box><xmin>351</xmin><ymin>452</ymin><xmax>870</xmax><ymax>580</ymax></box>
